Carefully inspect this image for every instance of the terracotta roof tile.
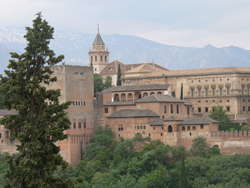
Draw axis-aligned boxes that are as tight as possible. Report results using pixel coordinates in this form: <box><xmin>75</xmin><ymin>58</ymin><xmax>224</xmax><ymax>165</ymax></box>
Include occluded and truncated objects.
<box><xmin>136</xmin><ymin>94</ymin><xmax>184</xmax><ymax>103</ymax></box>
<box><xmin>107</xmin><ymin>109</ymin><xmax>160</xmax><ymax>118</ymax></box>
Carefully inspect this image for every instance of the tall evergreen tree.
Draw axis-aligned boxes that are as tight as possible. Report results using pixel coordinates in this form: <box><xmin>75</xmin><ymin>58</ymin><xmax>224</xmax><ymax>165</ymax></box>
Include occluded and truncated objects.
<box><xmin>117</xmin><ymin>64</ymin><xmax>121</xmax><ymax>86</ymax></box>
<box><xmin>0</xmin><ymin>15</ymin><xmax>79</xmax><ymax>187</ymax></box>
<box><xmin>180</xmin><ymin>83</ymin><xmax>183</xmax><ymax>100</ymax></box>
<box><xmin>179</xmin><ymin>156</ymin><xmax>189</xmax><ymax>188</ymax></box>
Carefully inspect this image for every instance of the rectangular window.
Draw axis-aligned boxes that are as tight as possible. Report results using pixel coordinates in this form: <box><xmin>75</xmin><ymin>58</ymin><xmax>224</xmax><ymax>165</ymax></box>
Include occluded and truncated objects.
<box><xmin>73</xmin><ymin>122</ymin><xmax>76</xmax><ymax>129</ymax></box>
<box><xmin>200</xmin><ymin>125</ymin><xmax>204</xmax><ymax>129</ymax></box>
<box><xmin>205</xmin><ymin>88</ymin><xmax>208</xmax><ymax>96</ymax></box>
<box><xmin>198</xmin><ymin>89</ymin><xmax>201</xmax><ymax>97</ymax></box>
<box><xmin>220</xmin><ymin>87</ymin><xmax>223</xmax><ymax>96</ymax></box>
<box><xmin>135</xmin><ymin>126</ymin><xmax>136</xmax><ymax>130</ymax></box>
<box><xmin>242</xmin><ymin>86</ymin><xmax>245</xmax><ymax>95</ymax></box>
<box><xmin>118</xmin><ymin>124</ymin><xmax>123</xmax><ymax>131</ymax></box>
<box><xmin>177</xmin><ymin>105</ymin><xmax>179</xmax><ymax>113</ymax></box>
<box><xmin>84</xmin><ymin>122</ymin><xmax>86</xmax><ymax>129</ymax></box>
<box><xmin>191</xmin><ymin>89</ymin><xmax>194</xmax><ymax>97</ymax></box>
<box><xmin>78</xmin><ymin>122</ymin><xmax>81</xmax><ymax>129</ymax></box>
<box><xmin>212</xmin><ymin>88</ymin><xmax>215</xmax><ymax>96</ymax></box>
<box><xmin>171</xmin><ymin>105</ymin><xmax>173</xmax><ymax>113</ymax></box>
<box><xmin>227</xmin><ymin>87</ymin><xmax>230</xmax><ymax>95</ymax></box>
<box><xmin>164</xmin><ymin>105</ymin><xmax>166</xmax><ymax>113</ymax></box>
<box><xmin>104</xmin><ymin>108</ymin><xmax>108</xmax><ymax>113</ymax></box>
<box><xmin>5</xmin><ymin>131</ymin><xmax>9</xmax><ymax>138</ymax></box>
<box><xmin>0</xmin><ymin>133</ymin><xmax>1</xmax><ymax>138</ymax></box>
<box><xmin>243</xmin><ymin>106</ymin><xmax>245</xmax><ymax>111</ymax></box>
<box><xmin>198</xmin><ymin>108</ymin><xmax>201</xmax><ymax>113</ymax></box>
<box><xmin>227</xmin><ymin>107</ymin><xmax>230</xmax><ymax>112</ymax></box>
<box><xmin>143</xmin><ymin>126</ymin><xmax>146</xmax><ymax>129</ymax></box>
<box><xmin>187</xmin><ymin>107</ymin><xmax>190</xmax><ymax>115</ymax></box>
<box><xmin>248</xmin><ymin>106</ymin><xmax>250</xmax><ymax>111</ymax></box>
<box><xmin>205</xmin><ymin>107</ymin><xmax>208</xmax><ymax>112</ymax></box>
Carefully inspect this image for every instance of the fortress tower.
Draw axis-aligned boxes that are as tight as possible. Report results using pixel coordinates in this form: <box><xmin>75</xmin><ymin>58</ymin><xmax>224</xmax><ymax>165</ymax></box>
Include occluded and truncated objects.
<box><xmin>88</xmin><ymin>26</ymin><xmax>109</xmax><ymax>74</ymax></box>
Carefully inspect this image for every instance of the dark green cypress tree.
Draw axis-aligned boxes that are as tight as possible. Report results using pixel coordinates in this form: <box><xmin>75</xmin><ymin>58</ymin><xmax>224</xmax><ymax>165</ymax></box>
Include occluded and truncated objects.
<box><xmin>179</xmin><ymin>156</ymin><xmax>189</xmax><ymax>188</ymax></box>
<box><xmin>180</xmin><ymin>83</ymin><xmax>183</xmax><ymax>100</ymax></box>
<box><xmin>0</xmin><ymin>15</ymin><xmax>79</xmax><ymax>187</ymax></box>
<box><xmin>117</xmin><ymin>64</ymin><xmax>121</xmax><ymax>86</ymax></box>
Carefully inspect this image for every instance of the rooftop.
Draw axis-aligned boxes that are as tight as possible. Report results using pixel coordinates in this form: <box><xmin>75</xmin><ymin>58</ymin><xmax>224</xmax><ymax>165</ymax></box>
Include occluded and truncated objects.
<box><xmin>136</xmin><ymin>94</ymin><xmax>185</xmax><ymax>103</ymax></box>
<box><xmin>107</xmin><ymin>109</ymin><xmax>160</xmax><ymax>118</ymax></box>
<box><xmin>93</xmin><ymin>32</ymin><xmax>105</xmax><ymax>45</ymax></box>
<box><xmin>179</xmin><ymin>118</ymin><xmax>218</xmax><ymax>125</ymax></box>
<box><xmin>102</xmin><ymin>84</ymin><xmax>170</xmax><ymax>92</ymax></box>
<box><xmin>103</xmin><ymin>101</ymin><xmax>136</xmax><ymax>106</ymax></box>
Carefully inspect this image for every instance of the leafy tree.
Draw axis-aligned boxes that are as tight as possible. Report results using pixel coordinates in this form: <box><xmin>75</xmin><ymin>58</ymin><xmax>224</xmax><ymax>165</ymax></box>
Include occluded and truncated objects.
<box><xmin>117</xmin><ymin>64</ymin><xmax>121</xmax><ymax>86</ymax></box>
<box><xmin>94</xmin><ymin>73</ymin><xmax>104</xmax><ymax>96</ymax></box>
<box><xmin>104</xmin><ymin>75</ymin><xmax>112</xmax><ymax>89</ymax></box>
<box><xmin>180</xmin><ymin>83</ymin><xmax>183</xmax><ymax>100</ymax></box>
<box><xmin>190</xmin><ymin>137</ymin><xmax>209</xmax><ymax>157</ymax></box>
<box><xmin>209</xmin><ymin>105</ymin><xmax>230</xmax><ymax>125</ymax></box>
<box><xmin>241</xmin><ymin>125</ymin><xmax>249</xmax><ymax>130</ymax></box>
<box><xmin>179</xmin><ymin>157</ymin><xmax>189</xmax><ymax>188</ymax></box>
<box><xmin>0</xmin><ymin>15</ymin><xmax>78</xmax><ymax>187</ymax></box>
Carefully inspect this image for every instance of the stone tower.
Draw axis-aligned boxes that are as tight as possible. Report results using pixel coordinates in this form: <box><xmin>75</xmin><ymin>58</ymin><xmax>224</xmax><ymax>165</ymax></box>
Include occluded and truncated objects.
<box><xmin>88</xmin><ymin>26</ymin><xmax>109</xmax><ymax>74</ymax></box>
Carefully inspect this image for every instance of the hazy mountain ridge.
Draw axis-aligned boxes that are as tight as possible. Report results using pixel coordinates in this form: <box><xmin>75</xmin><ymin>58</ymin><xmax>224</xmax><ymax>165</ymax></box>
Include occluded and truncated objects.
<box><xmin>0</xmin><ymin>27</ymin><xmax>250</xmax><ymax>74</ymax></box>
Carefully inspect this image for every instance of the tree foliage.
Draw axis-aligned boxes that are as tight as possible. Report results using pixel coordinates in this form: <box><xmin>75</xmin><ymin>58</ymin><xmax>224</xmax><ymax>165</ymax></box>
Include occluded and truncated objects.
<box><xmin>180</xmin><ymin>83</ymin><xmax>183</xmax><ymax>100</ymax></box>
<box><xmin>117</xmin><ymin>64</ymin><xmax>121</xmax><ymax>86</ymax></box>
<box><xmin>94</xmin><ymin>73</ymin><xmax>104</xmax><ymax>96</ymax></box>
<box><xmin>209</xmin><ymin>105</ymin><xmax>230</xmax><ymax>125</ymax></box>
<box><xmin>0</xmin><ymin>15</ymin><xmax>79</xmax><ymax>187</ymax></box>
<box><xmin>104</xmin><ymin>75</ymin><xmax>112</xmax><ymax>89</ymax></box>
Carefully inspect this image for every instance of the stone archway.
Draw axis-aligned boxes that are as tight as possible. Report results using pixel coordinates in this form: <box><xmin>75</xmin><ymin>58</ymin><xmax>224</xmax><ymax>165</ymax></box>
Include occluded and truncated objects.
<box><xmin>121</xmin><ymin>93</ymin><xmax>126</xmax><ymax>102</ymax></box>
<box><xmin>143</xmin><ymin>92</ymin><xmax>148</xmax><ymax>98</ymax></box>
<box><xmin>168</xmin><ymin>125</ymin><xmax>173</xmax><ymax>133</ymax></box>
<box><xmin>127</xmin><ymin>93</ymin><xmax>133</xmax><ymax>101</ymax></box>
<box><xmin>114</xmin><ymin>94</ymin><xmax>120</xmax><ymax>102</ymax></box>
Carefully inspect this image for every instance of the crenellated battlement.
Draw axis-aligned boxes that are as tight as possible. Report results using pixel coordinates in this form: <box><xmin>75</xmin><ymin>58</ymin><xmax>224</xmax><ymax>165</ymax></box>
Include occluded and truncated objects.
<box><xmin>210</xmin><ymin>130</ymin><xmax>250</xmax><ymax>138</ymax></box>
<box><xmin>49</xmin><ymin>65</ymin><xmax>93</xmax><ymax>73</ymax></box>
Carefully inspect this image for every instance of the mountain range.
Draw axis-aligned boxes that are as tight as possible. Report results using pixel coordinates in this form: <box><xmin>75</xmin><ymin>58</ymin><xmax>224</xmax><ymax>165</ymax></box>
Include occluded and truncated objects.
<box><xmin>1</xmin><ymin>27</ymin><xmax>250</xmax><ymax>74</ymax></box>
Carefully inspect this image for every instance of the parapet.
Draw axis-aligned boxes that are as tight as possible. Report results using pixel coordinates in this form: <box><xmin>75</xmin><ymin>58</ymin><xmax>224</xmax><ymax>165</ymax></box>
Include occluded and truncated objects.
<box><xmin>49</xmin><ymin>65</ymin><xmax>93</xmax><ymax>74</ymax></box>
<box><xmin>210</xmin><ymin>130</ymin><xmax>250</xmax><ymax>138</ymax></box>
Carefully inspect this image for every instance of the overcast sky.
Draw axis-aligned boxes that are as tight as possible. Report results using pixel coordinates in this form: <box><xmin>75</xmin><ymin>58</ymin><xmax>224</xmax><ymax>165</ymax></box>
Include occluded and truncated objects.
<box><xmin>1</xmin><ymin>0</ymin><xmax>250</xmax><ymax>49</ymax></box>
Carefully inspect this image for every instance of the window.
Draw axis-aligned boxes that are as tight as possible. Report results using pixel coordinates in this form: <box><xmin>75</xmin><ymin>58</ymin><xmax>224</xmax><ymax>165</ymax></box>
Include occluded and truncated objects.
<box><xmin>135</xmin><ymin>126</ymin><xmax>136</xmax><ymax>130</ymax></box>
<box><xmin>177</xmin><ymin>105</ymin><xmax>179</xmax><ymax>113</ymax></box>
<box><xmin>73</xmin><ymin>122</ymin><xmax>76</xmax><ymax>129</ymax></box>
<box><xmin>153</xmin><ymin>127</ymin><xmax>155</xmax><ymax>130</ymax></box>
<box><xmin>182</xmin><ymin>126</ymin><xmax>185</xmax><ymax>131</ymax></box>
<box><xmin>212</xmin><ymin>107</ymin><xmax>215</xmax><ymax>111</ymax></box>
<box><xmin>162</xmin><ymin>127</ymin><xmax>164</xmax><ymax>129</ymax></box>
<box><xmin>220</xmin><ymin>87</ymin><xmax>223</xmax><ymax>96</ymax></box>
<box><xmin>242</xmin><ymin>86</ymin><xmax>245</xmax><ymax>95</ymax></box>
<box><xmin>118</xmin><ymin>124</ymin><xmax>123</xmax><ymax>131</ymax></box>
<box><xmin>149</xmin><ymin>133</ymin><xmax>151</xmax><ymax>136</ymax></box>
<box><xmin>243</xmin><ymin>106</ymin><xmax>245</xmax><ymax>111</ymax></box>
<box><xmin>140</xmin><ymin>126</ymin><xmax>142</xmax><ymax>129</ymax></box>
<box><xmin>171</xmin><ymin>105</ymin><xmax>173</xmax><ymax>113</ymax></box>
<box><xmin>105</xmin><ymin>56</ymin><xmax>107</xmax><ymax>62</ymax></box>
<box><xmin>192</xmin><ymin>126</ymin><xmax>196</xmax><ymax>130</ymax></box>
<box><xmin>137</xmin><ymin>126</ymin><xmax>139</xmax><ymax>129</ymax></box>
<box><xmin>0</xmin><ymin>133</ymin><xmax>1</xmax><ymax>138</ymax></box>
<box><xmin>101</xmin><ymin>56</ymin><xmax>103</xmax><ymax>61</ymax></box>
<box><xmin>227</xmin><ymin>87</ymin><xmax>230</xmax><ymax>95</ymax></box>
<box><xmin>187</xmin><ymin>126</ymin><xmax>190</xmax><ymax>130</ymax></box>
<box><xmin>84</xmin><ymin>122</ymin><xmax>86</xmax><ymax>129</ymax></box>
<box><xmin>248</xmin><ymin>106</ymin><xmax>250</xmax><ymax>111</ymax></box>
<box><xmin>5</xmin><ymin>131</ymin><xmax>9</xmax><ymax>138</ymax></box>
<box><xmin>161</xmin><ymin>133</ymin><xmax>163</xmax><ymax>136</ymax></box>
<box><xmin>200</xmin><ymin>125</ymin><xmax>204</xmax><ymax>129</ymax></box>
<box><xmin>164</xmin><ymin>105</ymin><xmax>166</xmax><ymax>113</ymax></box>
<box><xmin>143</xmin><ymin>126</ymin><xmax>146</xmax><ymax>129</ymax></box>
<box><xmin>198</xmin><ymin>108</ymin><xmax>201</xmax><ymax>113</ymax></box>
<box><xmin>76</xmin><ymin>101</ymin><xmax>77</xmax><ymax>106</ymax></box>
<box><xmin>162</xmin><ymin>116</ymin><xmax>164</xmax><ymax>119</ymax></box>
<box><xmin>78</xmin><ymin>101</ymin><xmax>80</xmax><ymax>106</ymax></box>
<box><xmin>187</xmin><ymin>107</ymin><xmax>190</xmax><ymax>115</ymax></box>
<box><xmin>227</xmin><ymin>107</ymin><xmax>230</xmax><ymax>112</ymax></box>
<box><xmin>104</xmin><ymin>108</ymin><xmax>108</xmax><ymax>113</ymax></box>
<box><xmin>205</xmin><ymin>88</ymin><xmax>208</xmax><ymax>96</ymax></box>
<box><xmin>84</xmin><ymin>101</ymin><xmax>86</xmax><ymax>106</ymax></box>
<box><xmin>168</xmin><ymin>125</ymin><xmax>173</xmax><ymax>132</ymax></box>
<box><xmin>191</xmin><ymin>89</ymin><xmax>194</xmax><ymax>97</ymax></box>
<box><xmin>213</xmin><ymin>88</ymin><xmax>215</xmax><ymax>96</ymax></box>
<box><xmin>91</xmin><ymin>56</ymin><xmax>93</xmax><ymax>63</ymax></box>
<box><xmin>95</xmin><ymin>56</ymin><xmax>97</xmax><ymax>61</ymax></box>
<box><xmin>198</xmin><ymin>89</ymin><xmax>201</xmax><ymax>97</ymax></box>
<box><xmin>205</xmin><ymin>107</ymin><xmax>208</xmax><ymax>112</ymax></box>
<box><xmin>78</xmin><ymin>121</ymin><xmax>81</xmax><ymax>129</ymax></box>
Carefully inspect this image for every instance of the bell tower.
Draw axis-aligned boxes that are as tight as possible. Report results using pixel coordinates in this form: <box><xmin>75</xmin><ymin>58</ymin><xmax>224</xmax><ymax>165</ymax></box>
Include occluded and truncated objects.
<box><xmin>88</xmin><ymin>25</ymin><xmax>109</xmax><ymax>74</ymax></box>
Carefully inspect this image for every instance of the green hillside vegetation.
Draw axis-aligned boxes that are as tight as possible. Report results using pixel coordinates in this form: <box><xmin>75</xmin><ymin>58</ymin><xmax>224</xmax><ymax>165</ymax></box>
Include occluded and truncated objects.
<box><xmin>0</xmin><ymin>125</ymin><xmax>250</xmax><ymax>187</ymax></box>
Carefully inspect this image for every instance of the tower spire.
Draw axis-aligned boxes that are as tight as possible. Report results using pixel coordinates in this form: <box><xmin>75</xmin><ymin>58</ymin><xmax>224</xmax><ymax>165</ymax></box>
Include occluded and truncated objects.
<box><xmin>97</xmin><ymin>23</ymin><xmax>99</xmax><ymax>33</ymax></box>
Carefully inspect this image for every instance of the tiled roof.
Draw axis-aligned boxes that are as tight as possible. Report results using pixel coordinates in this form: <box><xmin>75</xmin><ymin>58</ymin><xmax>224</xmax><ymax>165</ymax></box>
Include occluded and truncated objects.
<box><xmin>184</xmin><ymin>102</ymin><xmax>193</xmax><ymax>106</ymax></box>
<box><xmin>136</xmin><ymin>94</ymin><xmax>184</xmax><ymax>103</ymax></box>
<box><xmin>102</xmin><ymin>84</ymin><xmax>170</xmax><ymax>92</ymax></box>
<box><xmin>149</xmin><ymin>119</ymin><xmax>163</xmax><ymax>126</ymax></box>
<box><xmin>103</xmin><ymin>101</ymin><xmax>136</xmax><ymax>106</ymax></box>
<box><xmin>107</xmin><ymin>109</ymin><xmax>160</xmax><ymax>118</ymax></box>
<box><xmin>0</xmin><ymin>109</ymin><xmax>18</xmax><ymax>116</ymax></box>
<box><xmin>93</xmin><ymin>32</ymin><xmax>105</xmax><ymax>45</ymax></box>
<box><xmin>122</xmin><ymin>67</ymin><xmax>250</xmax><ymax>80</ymax></box>
<box><xmin>164</xmin><ymin>116</ymin><xmax>184</xmax><ymax>121</ymax></box>
<box><xmin>99</xmin><ymin>60</ymin><xmax>168</xmax><ymax>75</ymax></box>
<box><xmin>125</xmin><ymin>64</ymin><xmax>165</xmax><ymax>75</ymax></box>
<box><xmin>178</xmin><ymin>118</ymin><xmax>218</xmax><ymax>125</ymax></box>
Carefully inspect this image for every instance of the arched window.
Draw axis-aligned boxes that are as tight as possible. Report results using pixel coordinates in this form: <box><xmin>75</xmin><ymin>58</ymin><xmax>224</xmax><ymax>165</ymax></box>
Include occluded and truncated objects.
<box><xmin>192</xmin><ymin>126</ymin><xmax>196</xmax><ymax>130</ymax></box>
<box><xmin>121</xmin><ymin>93</ymin><xmax>126</xmax><ymax>102</ymax></box>
<box><xmin>168</xmin><ymin>125</ymin><xmax>173</xmax><ymax>133</ymax></box>
<box><xmin>187</xmin><ymin>126</ymin><xmax>190</xmax><ymax>130</ymax></box>
<box><xmin>182</xmin><ymin>126</ymin><xmax>185</xmax><ymax>131</ymax></box>
<box><xmin>157</xmin><ymin>92</ymin><xmax>162</xmax><ymax>94</ymax></box>
<box><xmin>114</xmin><ymin>94</ymin><xmax>120</xmax><ymax>102</ymax></box>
